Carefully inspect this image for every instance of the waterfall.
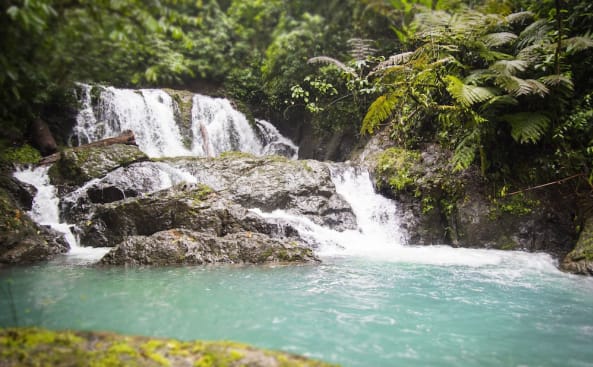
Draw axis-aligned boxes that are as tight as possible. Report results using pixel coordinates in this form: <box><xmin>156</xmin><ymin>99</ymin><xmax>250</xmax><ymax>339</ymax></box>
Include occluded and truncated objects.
<box><xmin>252</xmin><ymin>165</ymin><xmax>559</xmax><ymax>270</ymax></box>
<box><xmin>13</xmin><ymin>167</ymin><xmax>109</xmax><ymax>260</ymax></box>
<box><xmin>73</xmin><ymin>84</ymin><xmax>298</xmax><ymax>159</ymax></box>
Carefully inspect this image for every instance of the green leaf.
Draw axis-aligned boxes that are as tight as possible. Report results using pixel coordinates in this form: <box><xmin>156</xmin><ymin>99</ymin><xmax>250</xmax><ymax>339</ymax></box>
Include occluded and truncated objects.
<box><xmin>502</xmin><ymin>112</ymin><xmax>550</xmax><ymax>144</ymax></box>
<box><xmin>361</xmin><ymin>94</ymin><xmax>397</xmax><ymax>135</ymax></box>
<box><xmin>445</xmin><ymin>75</ymin><xmax>497</xmax><ymax>108</ymax></box>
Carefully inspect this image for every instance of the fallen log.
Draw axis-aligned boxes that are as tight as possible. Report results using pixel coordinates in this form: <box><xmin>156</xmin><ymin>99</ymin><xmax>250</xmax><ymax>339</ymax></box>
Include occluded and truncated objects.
<box><xmin>38</xmin><ymin>130</ymin><xmax>137</xmax><ymax>166</ymax></box>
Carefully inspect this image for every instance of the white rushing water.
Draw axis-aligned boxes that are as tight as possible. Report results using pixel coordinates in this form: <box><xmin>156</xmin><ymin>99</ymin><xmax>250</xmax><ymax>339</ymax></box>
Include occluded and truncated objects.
<box><xmin>253</xmin><ymin>165</ymin><xmax>560</xmax><ymax>273</ymax></box>
<box><xmin>73</xmin><ymin>84</ymin><xmax>298</xmax><ymax>159</ymax></box>
<box><xmin>13</xmin><ymin>166</ymin><xmax>110</xmax><ymax>261</ymax></box>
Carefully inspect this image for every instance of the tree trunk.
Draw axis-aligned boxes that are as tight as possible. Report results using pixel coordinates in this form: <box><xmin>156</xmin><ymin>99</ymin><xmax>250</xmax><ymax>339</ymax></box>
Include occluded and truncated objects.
<box><xmin>38</xmin><ymin>130</ymin><xmax>137</xmax><ymax>166</ymax></box>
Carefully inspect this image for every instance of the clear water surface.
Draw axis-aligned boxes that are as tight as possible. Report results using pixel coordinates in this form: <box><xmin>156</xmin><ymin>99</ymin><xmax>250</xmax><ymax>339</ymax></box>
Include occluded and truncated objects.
<box><xmin>2</xmin><ymin>256</ymin><xmax>592</xmax><ymax>367</ymax></box>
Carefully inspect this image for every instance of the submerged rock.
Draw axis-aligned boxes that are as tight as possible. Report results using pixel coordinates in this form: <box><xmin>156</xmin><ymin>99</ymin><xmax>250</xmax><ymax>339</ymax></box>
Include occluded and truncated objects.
<box><xmin>561</xmin><ymin>217</ymin><xmax>593</xmax><ymax>275</ymax></box>
<box><xmin>0</xmin><ymin>327</ymin><xmax>337</xmax><ymax>367</ymax></box>
<box><xmin>100</xmin><ymin>228</ymin><xmax>318</xmax><ymax>265</ymax></box>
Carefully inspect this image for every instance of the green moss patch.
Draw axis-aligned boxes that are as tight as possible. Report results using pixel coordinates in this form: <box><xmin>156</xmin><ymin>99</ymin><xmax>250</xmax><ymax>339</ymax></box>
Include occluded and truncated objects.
<box><xmin>0</xmin><ymin>328</ymin><xmax>338</xmax><ymax>367</ymax></box>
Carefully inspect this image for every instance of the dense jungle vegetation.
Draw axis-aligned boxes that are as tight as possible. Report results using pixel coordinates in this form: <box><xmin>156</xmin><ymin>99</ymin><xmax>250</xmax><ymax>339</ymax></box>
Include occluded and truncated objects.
<box><xmin>1</xmin><ymin>0</ymin><xmax>592</xmax><ymax>215</ymax></box>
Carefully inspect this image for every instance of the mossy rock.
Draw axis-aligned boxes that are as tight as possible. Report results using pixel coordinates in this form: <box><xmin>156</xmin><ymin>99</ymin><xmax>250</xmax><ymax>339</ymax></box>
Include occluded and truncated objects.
<box><xmin>0</xmin><ymin>327</ymin><xmax>338</xmax><ymax>367</ymax></box>
<box><xmin>561</xmin><ymin>217</ymin><xmax>593</xmax><ymax>275</ymax></box>
<box><xmin>49</xmin><ymin>144</ymin><xmax>148</xmax><ymax>186</ymax></box>
<box><xmin>163</xmin><ymin>88</ymin><xmax>194</xmax><ymax>149</ymax></box>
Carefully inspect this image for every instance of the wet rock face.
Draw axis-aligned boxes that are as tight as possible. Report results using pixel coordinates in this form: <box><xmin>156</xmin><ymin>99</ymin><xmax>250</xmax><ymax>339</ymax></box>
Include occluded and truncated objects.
<box><xmin>100</xmin><ymin>229</ymin><xmax>318</xmax><ymax>266</ymax></box>
<box><xmin>0</xmin><ymin>184</ymin><xmax>68</xmax><ymax>264</ymax></box>
<box><xmin>48</xmin><ymin>144</ymin><xmax>148</xmax><ymax>188</ymax></box>
<box><xmin>167</xmin><ymin>154</ymin><xmax>357</xmax><ymax>231</ymax></box>
<box><xmin>561</xmin><ymin>217</ymin><xmax>593</xmax><ymax>275</ymax></box>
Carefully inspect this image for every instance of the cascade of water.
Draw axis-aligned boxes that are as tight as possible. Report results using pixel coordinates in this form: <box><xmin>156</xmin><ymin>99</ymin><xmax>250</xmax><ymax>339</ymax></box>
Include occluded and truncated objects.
<box><xmin>253</xmin><ymin>165</ymin><xmax>559</xmax><ymax>271</ymax></box>
<box><xmin>72</xmin><ymin>84</ymin><xmax>298</xmax><ymax>159</ymax></box>
<box><xmin>13</xmin><ymin>166</ymin><xmax>110</xmax><ymax>259</ymax></box>
<box><xmin>73</xmin><ymin>85</ymin><xmax>191</xmax><ymax>158</ymax></box>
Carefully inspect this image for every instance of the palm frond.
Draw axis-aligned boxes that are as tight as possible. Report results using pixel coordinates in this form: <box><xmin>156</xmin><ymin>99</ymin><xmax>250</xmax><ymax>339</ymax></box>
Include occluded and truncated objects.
<box><xmin>495</xmin><ymin>75</ymin><xmax>549</xmax><ymax>97</ymax></box>
<box><xmin>565</xmin><ymin>34</ymin><xmax>593</xmax><ymax>54</ymax></box>
<box><xmin>480</xmin><ymin>95</ymin><xmax>519</xmax><ymax>111</ymax></box>
<box><xmin>445</xmin><ymin>75</ymin><xmax>497</xmax><ymax>108</ymax></box>
<box><xmin>308</xmin><ymin>56</ymin><xmax>355</xmax><ymax>75</ymax></box>
<box><xmin>505</xmin><ymin>11</ymin><xmax>534</xmax><ymax>24</ymax></box>
<box><xmin>502</xmin><ymin>112</ymin><xmax>550</xmax><ymax>143</ymax></box>
<box><xmin>516</xmin><ymin>44</ymin><xmax>545</xmax><ymax>64</ymax></box>
<box><xmin>482</xmin><ymin>32</ymin><xmax>518</xmax><ymax>47</ymax></box>
<box><xmin>361</xmin><ymin>94</ymin><xmax>398</xmax><ymax>135</ymax></box>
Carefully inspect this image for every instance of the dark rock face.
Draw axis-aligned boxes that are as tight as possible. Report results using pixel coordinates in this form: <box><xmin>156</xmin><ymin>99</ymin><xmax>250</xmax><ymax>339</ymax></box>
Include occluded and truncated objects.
<box><xmin>0</xmin><ymin>184</ymin><xmax>68</xmax><ymax>264</ymax></box>
<box><xmin>366</xmin><ymin>144</ymin><xmax>576</xmax><ymax>257</ymax></box>
<box><xmin>30</xmin><ymin>118</ymin><xmax>57</xmax><ymax>156</ymax></box>
<box><xmin>79</xmin><ymin>184</ymin><xmax>300</xmax><ymax>248</ymax></box>
<box><xmin>561</xmin><ymin>217</ymin><xmax>593</xmax><ymax>275</ymax></box>
<box><xmin>101</xmin><ymin>229</ymin><xmax>317</xmax><ymax>266</ymax></box>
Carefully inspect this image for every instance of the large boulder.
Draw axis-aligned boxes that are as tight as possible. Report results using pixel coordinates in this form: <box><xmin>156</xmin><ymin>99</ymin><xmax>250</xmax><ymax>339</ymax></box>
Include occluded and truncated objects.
<box><xmin>100</xmin><ymin>229</ymin><xmax>317</xmax><ymax>265</ymax></box>
<box><xmin>79</xmin><ymin>183</ymin><xmax>300</xmax><ymax>248</ymax></box>
<box><xmin>30</xmin><ymin>118</ymin><xmax>58</xmax><ymax>156</ymax></box>
<box><xmin>0</xmin><ymin>327</ymin><xmax>337</xmax><ymax>367</ymax></box>
<box><xmin>48</xmin><ymin>143</ymin><xmax>148</xmax><ymax>188</ymax></box>
<box><xmin>561</xmin><ymin>217</ymin><xmax>593</xmax><ymax>275</ymax></box>
<box><xmin>166</xmin><ymin>153</ymin><xmax>357</xmax><ymax>231</ymax></box>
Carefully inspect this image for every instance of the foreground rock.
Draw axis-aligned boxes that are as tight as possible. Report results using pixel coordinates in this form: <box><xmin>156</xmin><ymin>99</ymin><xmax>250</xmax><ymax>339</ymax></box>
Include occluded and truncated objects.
<box><xmin>0</xmin><ymin>174</ymin><xmax>68</xmax><ymax>264</ymax></box>
<box><xmin>561</xmin><ymin>217</ymin><xmax>593</xmax><ymax>275</ymax></box>
<box><xmin>101</xmin><ymin>229</ymin><xmax>317</xmax><ymax>265</ymax></box>
<box><xmin>0</xmin><ymin>328</ymin><xmax>337</xmax><ymax>367</ymax></box>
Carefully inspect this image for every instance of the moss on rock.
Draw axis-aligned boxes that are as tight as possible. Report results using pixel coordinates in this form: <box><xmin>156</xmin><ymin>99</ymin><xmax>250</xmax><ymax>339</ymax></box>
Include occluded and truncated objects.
<box><xmin>561</xmin><ymin>217</ymin><xmax>593</xmax><ymax>275</ymax></box>
<box><xmin>49</xmin><ymin>144</ymin><xmax>148</xmax><ymax>186</ymax></box>
<box><xmin>0</xmin><ymin>327</ymin><xmax>338</xmax><ymax>367</ymax></box>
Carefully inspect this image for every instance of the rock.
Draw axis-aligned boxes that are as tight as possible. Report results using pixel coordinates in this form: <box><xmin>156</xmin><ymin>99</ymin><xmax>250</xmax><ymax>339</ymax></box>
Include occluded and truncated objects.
<box><xmin>0</xmin><ymin>186</ymin><xmax>68</xmax><ymax>264</ymax></box>
<box><xmin>0</xmin><ymin>327</ymin><xmax>338</xmax><ymax>367</ymax></box>
<box><xmin>561</xmin><ymin>217</ymin><xmax>593</xmax><ymax>275</ymax></box>
<box><xmin>48</xmin><ymin>143</ymin><xmax>148</xmax><ymax>188</ymax></box>
<box><xmin>167</xmin><ymin>153</ymin><xmax>357</xmax><ymax>231</ymax></box>
<box><xmin>100</xmin><ymin>228</ymin><xmax>318</xmax><ymax>265</ymax></box>
<box><xmin>0</xmin><ymin>174</ymin><xmax>36</xmax><ymax>210</ymax></box>
<box><xmin>368</xmin><ymin>144</ymin><xmax>576</xmax><ymax>255</ymax></box>
<box><xmin>30</xmin><ymin>118</ymin><xmax>57</xmax><ymax>156</ymax></box>
<box><xmin>164</xmin><ymin>88</ymin><xmax>194</xmax><ymax>149</ymax></box>
<box><xmin>78</xmin><ymin>183</ymin><xmax>301</xmax><ymax>248</ymax></box>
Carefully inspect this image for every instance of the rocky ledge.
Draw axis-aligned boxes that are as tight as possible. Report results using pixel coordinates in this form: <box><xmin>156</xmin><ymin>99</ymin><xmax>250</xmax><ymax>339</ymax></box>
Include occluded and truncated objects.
<box><xmin>0</xmin><ymin>328</ymin><xmax>337</xmax><ymax>367</ymax></box>
<box><xmin>561</xmin><ymin>217</ymin><xmax>593</xmax><ymax>275</ymax></box>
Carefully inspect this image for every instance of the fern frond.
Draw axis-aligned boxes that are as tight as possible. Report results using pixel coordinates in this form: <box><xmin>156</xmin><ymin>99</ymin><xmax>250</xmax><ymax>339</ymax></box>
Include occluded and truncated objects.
<box><xmin>445</xmin><ymin>75</ymin><xmax>497</xmax><ymax>108</ymax></box>
<box><xmin>505</xmin><ymin>11</ymin><xmax>534</xmax><ymax>24</ymax></box>
<box><xmin>480</xmin><ymin>95</ymin><xmax>519</xmax><ymax>111</ymax></box>
<box><xmin>490</xmin><ymin>59</ymin><xmax>528</xmax><ymax>75</ymax></box>
<box><xmin>502</xmin><ymin>112</ymin><xmax>550</xmax><ymax>143</ymax></box>
<box><xmin>517</xmin><ymin>19</ymin><xmax>551</xmax><ymax>48</ymax></box>
<box><xmin>347</xmin><ymin>38</ymin><xmax>377</xmax><ymax>61</ymax></box>
<box><xmin>371</xmin><ymin>51</ymin><xmax>414</xmax><ymax>74</ymax></box>
<box><xmin>361</xmin><ymin>94</ymin><xmax>398</xmax><ymax>135</ymax></box>
<box><xmin>565</xmin><ymin>34</ymin><xmax>593</xmax><ymax>54</ymax></box>
<box><xmin>482</xmin><ymin>32</ymin><xmax>518</xmax><ymax>47</ymax></box>
<box><xmin>308</xmin><ymin>56</ymin><xmax>355</xmax><ymax>75</ymax></box>
<box><xmin>539</xmin><ymin>74</ymin><xmax>574</xmax><ymax>91</ymax></box>
<box><xmin>516</xmin><ymin>44</ymin><xmax>545</xmax><ymax>64</ymax></box>
<box><xmin>495</xmin><ymin>75</ymin><xmax>549</xmax><ymax>97</ymax></box>
<box><xmin>452</xmin><ymin>128</ymin><xmax>480</xmax><ymax>171</ymax></box>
